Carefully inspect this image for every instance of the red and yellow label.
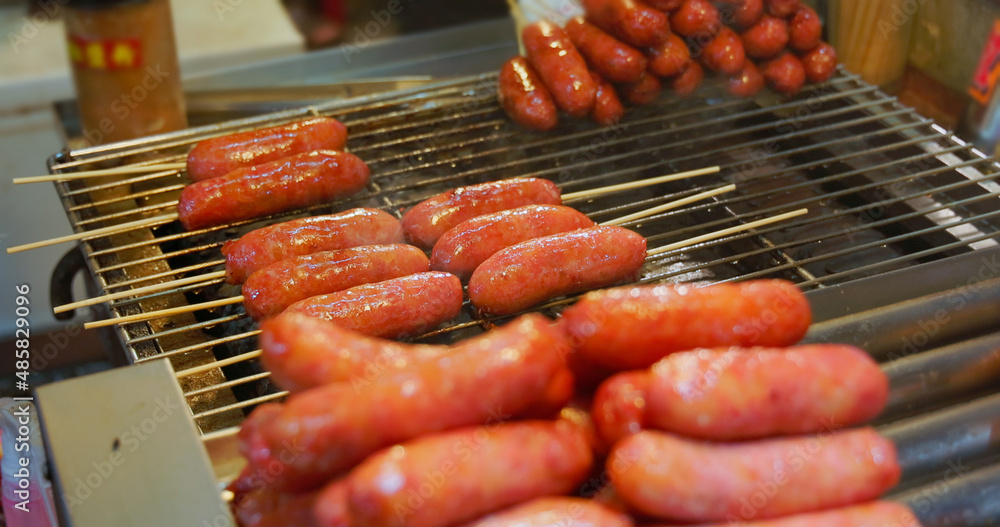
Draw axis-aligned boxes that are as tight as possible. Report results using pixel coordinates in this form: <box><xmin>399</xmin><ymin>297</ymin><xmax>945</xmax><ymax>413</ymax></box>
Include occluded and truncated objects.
<box><xmin>970</xmin><ymin>20</ymin><xmax>1000</xmax><ymax>104</ymax></box>
<box><xmin>68</xmin><ymin>36</ymin><xmax>143</xmax><ymax>70</ymax></box>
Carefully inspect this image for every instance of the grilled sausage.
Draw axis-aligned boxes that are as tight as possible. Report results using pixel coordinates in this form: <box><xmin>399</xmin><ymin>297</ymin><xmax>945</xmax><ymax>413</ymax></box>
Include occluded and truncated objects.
<box><xmin>239</xmin><ymin>314</ymin><xmax>568</xmax><ymax>491</ymax></box>
<box><xmin>584</xmin><ymin>0</ymin><xmax>671</xmax><ymax>47</ymax></box>
<box><xmin>283</xmin><ymin>272</ymin><xmax>462</xmax><ymax>339</ymax></box>
<box><xmin>789</xmin><ymin>6</ymin><xmax>822</xmax><ymax>52</ymax></box>
<box><xmin>669</xmin><ymin>0</ymin><xmax>721</xmax><ymax>38</ymax></box>
<box><xmin>178</xmin><ymin>150</ymin><xmax>369</xmax><ymax>231</ymax></box>
<box><xmin>741</xmin><ymin>14</ymin><xmax>789</xmax><ymax>60</ymax></box>
<box><xmin>642</xmin><ymin>0</ymin><xmax>682</xmax><ymax>10</ymax></box>
<box><xmin>186</xmin><ymin>117</ymin><xmax>348</xmax><ymax>182</ymax></box>
<box><xmin>802</xmin><ymin>41</ymin><xmax>838</xmax><ymax>84</ymax></box>
<box><xmin>242</xmin><ymin>244</ymin><xmax>429</xmax><ymax>320</ymax></box>
<box><xmin>221</xmin><ymin>208</ymin><xmax>403</xmax><ymax>284</ymax></box>
<box><xmin>524</xmin><ymin>21</ymin><xmax>599</xmax><ymax>118</ymax></box>
<box><xmin>647</xmin><ymin>32</ymin><xmax>691</xmax><ymax>78</ymax></box>
<box><xmin>620</xmin><ymin>72</ymin><xmax>663</xmax><ymax>104</ymax></box>
<box><xmin>763</xmin><ymin>52</ymin><xmax>807</xmax><ymax>96</ymax></box>
<box><xmin>560</xmin><ymin>280</ymin><xmax>811</xmax><ymax>370</ymax></box>
<box><xmin>646</xmin><ymin>345</ymin><xmax>889</xmax><ymax>440</ymax></box>
<box><xmin>232</xmin><ymin>486</ymin><xmax>323</xmax><ymax>527</ymax></box>
<box><xmin>498</xmin><ymin>57</ymin><xmax>560</xmax><ymax>131</ymax></box>
<box><xmin>609</xmin><ymin>428</ymin><xmax>901</xmax><ymax>522</ymax></box>
<box><xmin>728</xmin><ymin>58</ymin><xmax>766</xmax><ymax>97</ymax></box>
<box><xmin>566</xmin><ymin>18</ymin><xmax>648</xmax><ymax>83</ymax></box>
<box><xmin>401</xmin><ymin>178</ymin><xmax>562</xmax><ymax>249</ymax></box>
<box><xmin>670</xmin><ymin>61</ymin><xmax>705</xmax><ymax>96</ymax></box>
<box><xmin>731</xmin><ymin>0</ymin><xmax>765</xmax><ymax>29</ymax></box>
<box><xmin>261</xmin><ymin>312</ymin><xmax>448</xmax><ymax>392</ymax></box>
<box><xmin>469</xmin><ymin>225</ymin><xmax>647</xmax><ymax>316</ymax></box>
<box><xmin>314</xmin><ymin>480</ymin><xmax>350</xmax><ymax>527</ymax></box>
<box><xmin>592</xmin><ymin>370</ymin><xmax>650</xmax><ymax>448</ymax></box>
<box><xmin>696</xmin><ymin>502</ymin><xmax>922</xmax><ymax>527</ymax></box>
<box><xmin>591</xmin><ymin>73</ymin><xmax>627</xmax><ymax>125</ymax></box>
<box><xmin>431</xmin><ymin>204</ymin><xmax>595</xmax><ymax>281</ymax></box>
<box><xmin>765</xmin><ymin>0</ymin><xmax>801</xmax><ymax>18</ymax></box>
<box><xmin>700</xmin><ymin>26</ymin><xmax>746</xmax><ymax>75</ymax></box>
<box><xmin>346</xmin><ymin>420</ymin><xmax>594</xmax><ymax>527</ymax></box>
<box><xmin>458</xmin><ymin>497</ymin><xmax>635</xmax><ymax>527</ymax></box>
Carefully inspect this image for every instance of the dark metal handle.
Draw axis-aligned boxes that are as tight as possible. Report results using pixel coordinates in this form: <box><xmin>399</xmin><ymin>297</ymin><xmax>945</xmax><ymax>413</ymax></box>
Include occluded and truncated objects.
<box><xmin>49</xmin><ymin>246</ymin><xmax>86</xmax><ymax>321</ymax></box>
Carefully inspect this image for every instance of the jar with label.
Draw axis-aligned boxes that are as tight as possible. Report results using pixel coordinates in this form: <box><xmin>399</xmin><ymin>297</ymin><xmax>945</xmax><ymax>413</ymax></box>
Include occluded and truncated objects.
<box><xmin>64</xmin><ymin>0</ymin><xmax>187</xmax><ymax>145</ymax></box>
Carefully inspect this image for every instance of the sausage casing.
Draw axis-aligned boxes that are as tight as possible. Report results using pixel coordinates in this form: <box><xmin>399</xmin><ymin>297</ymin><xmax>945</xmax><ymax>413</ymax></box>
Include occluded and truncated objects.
<box><xmin>802</xmin><ymin>41</ymin><xmax>838</xmax><ymax>84</ymax></box>
<box><xmin>620</xmin><ymin>72</ymin><xmax>663</xmax><ymax>104</ymax></box>
<box><xmin>222</xmin><ymin>208</ymin><xmax>403</xmax><ymax>284</ymax></box>
<box><xmin>591</xmin><ymin>72</ymin><xmax>627</xmax><ymax>125</ymax></box>
<box><xmin>700</xmin><ymin>26</ymin><xmax>746</xmax><ymax>75</ymax></box>
<box><xmin>741</xmin><ymin>14</ymin><xmax>789</xmax><ymax>60</ymax></box>
<box><xmin>186</xmin><ymin>117</ymin><xmax>348</xmax><ymax>182</ymax></box>
<box><xmin>647</xmin><ymin>32</ymin><xmax>691</xmax><ymax>78</ymax></box>
<box><xmin>242</xmin><ymin>244</ymin><xmax>429</xmax><ymax>320</ymax></box>
<box><xmin>763</xmin><ymin>52</ymin><xmax>807</xmax><ymax>96</ymax></box>
<box><xmin>670</xmin><ymin>61</ymin><xmax>705</xmax><ymax>96</ymax></box>
<box><xmin>789</xmin><ymin>6</ymin><xmax>822</xmax><ymax>52</ymax></box>
<box><xmin>431</xmin><ymin>204</ymin><xmax>595</xmax><ymax>281</ymax></box>
<box><xmin>560</xmin><ymin>280</ymin><xmax>811</xmax><ymax>370</ymax></box>
<box><xmin>697</xmin><ymin>502</ymin><xmax>922</xmax><ymax>527</ymax></box>
<box><xmin>524</xmin><ymin>21</ymin><xmax>599</xmax><ymax>118</ymax></box>
<box><xmin>584</xmin><ymin>0</ymin><xmax>671</xmax><ymax>47</ymax></box>
<box><xmin>178</xmin><ymin>150</ymin><xmax>369</xmax><ymax>231</ymax></box>
<box><xmin>498</xmin><ymin>56</ymin><xmax>559</xmax><ymax>131</ymax></box>
<box><xmin>728</xmin><ymin>58</ymin><xmax>766</xmax><ymax>97</ymax></box>
<box><xmin>566</xmin><ymin>17</ymin><xmax>648</xmax><ymax>83</ymax></box>
<box><xmin>669</xmin><ymin>0</ymin><xmax>721</xmax><ymax>38</ymax></box>
<box><xmin>458</xmin><ymin>497</ymin><xmax>634</xmax><ymax>527</ymax></box>
<box><xmin>469</xmin><ymin>225</ymin><xmax>647</xmax><ymax>316</ymax></box>
<box><xmin>592</xmin><ymin>370</ymin><xmax>650</xmax><ymax>449</ymax></box>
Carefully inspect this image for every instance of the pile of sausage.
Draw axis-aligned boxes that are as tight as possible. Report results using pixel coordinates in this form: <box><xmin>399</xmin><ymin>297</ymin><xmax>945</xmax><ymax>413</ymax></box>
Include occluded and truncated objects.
<box><xmin>499</xmin><ymin>0</ymin><xmax>838</xmax><ymax>130</ymax></box>
<box><xmin>231</xmin><ymin>279</ymin><xmax>918</xmax><ymax>527</ymax></box>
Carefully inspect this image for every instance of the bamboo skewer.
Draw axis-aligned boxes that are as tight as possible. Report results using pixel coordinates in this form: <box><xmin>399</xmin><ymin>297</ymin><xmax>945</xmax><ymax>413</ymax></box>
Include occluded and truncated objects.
<box><xmin>14</xmin><ymin>163</ymin><xmax>187</xmax><ymax>184</ymax></box>
<box><xmin>53</xmin><ymin>270</ymin><xmax>228</xmax><ymax>314</ymax></box>
<box><xmin>561</xmin><ymin>166</ymin><xmax>721</xmax><ymax>201</ymax></box>
<box><xmin>601</xmin><ymin>184</ymin><xmax>735</xmax><ymax>226</ymax></box>
<box><xmin>505</xmin><ymin>0</ymin><xmax>528</xmax><ymax>56</ymax></box>
<box><xmin>5</xmin><ymin>213</ymin><xmax>179</xmax><ymax>254</ymax></box>
<box><xmin>646</xmin><ymin>208</ymin><xmax>809</xmax><ymax>257</ymax></box>
<box><xmin>175</xmin><ymin>350</ymin><xmax>263</xmax><ymax>379</ymax></box>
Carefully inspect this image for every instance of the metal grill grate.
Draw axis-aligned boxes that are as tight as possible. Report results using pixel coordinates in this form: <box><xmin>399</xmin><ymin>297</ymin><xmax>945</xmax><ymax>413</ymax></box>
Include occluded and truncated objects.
<box><xmin>47</xmin><ymin>68</ymin><xmax>1000</xmax><ymax>435</ymax></box>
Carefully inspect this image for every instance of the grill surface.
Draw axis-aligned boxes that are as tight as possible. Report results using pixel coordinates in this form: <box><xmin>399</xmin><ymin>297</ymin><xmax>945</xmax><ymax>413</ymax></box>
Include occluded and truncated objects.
<box><xmin>48</xmin><ymin>68</ymin><xmax>1000</xmax><ymax>443</ymax></box>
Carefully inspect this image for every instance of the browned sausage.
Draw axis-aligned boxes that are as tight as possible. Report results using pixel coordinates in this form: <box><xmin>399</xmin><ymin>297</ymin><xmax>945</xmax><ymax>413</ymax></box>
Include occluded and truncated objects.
<box><xmin>765</xmin><ymin>0</ymin><xmax>801</xmax><ymax>18</ymax></box>
<box><xmin>670</xmin><ymin>0</ymin><xmax>721</xmax><ymax>37</ymax></box>
<box><xmin>609</xmin><ymin>428</ymin><xmax>901</xmax><ymax>522</ymax></box>
<box><xmin>498</xmin><ymin>56</ymin><xmax>559</xmax><ymax>131</ymax></box>
<box><xmin>591</xmin><ymin>72</ymin><xmax>627</xmax><ymax>125</ymax></box>
<box><xmin>232</xmin><ymin>486</ymin><xmax>323</xmax><ymax>527</ymax></box>
<box><xmin>802</xmin><ymin>41</ymin><xmax>838</xmax><ymax>83</ymax></box>
<box><xmin>728</xmin><ymin>58</ymin><xmax>765</xmax><ymax>97</ymax></box>
<box><xmin>566</xmin><ymin>17</ymin><xmax>648</xmax><ymax>83</ymax></box>
<box><xmin>458</xmin><ymin>497</ymin><xmax>635</xmax><ymax>527</ymax></box>
<box><xmin>696</xmin><ymin>502</ymin><xmax>922</xmax><ymax>527</ymax></box>
<box><xmin>789</xmin><ymin>6</ymin><xmax>822</xmax><ymax>52</ymax></box>
<box><xmin>592</xmin><ymin>370</ymin><xmax>650</xmax><ymax>448</ymax></box>
<box><xmin>643</xmin><ymin>0</ymin><xmax>682</xmax><ymax>9</ymax></box>
<box><xmin>647</xmin><ymin>32</ymin><xmax>691</xmax><ymax>77</ymax></box>
<box><xmin>313</xmin><ymin>479</ymin><xmax>350</xmax><ymax>527</ymax></box>
<box><xmin>741</xmin><ymin>14</ymin><xmax>789</xmax><ymax>60</ymax></box>
<box><xmin>523</xmin><ymin>21</ymin><xmax>599</xmax><ymax>118</ymax></box>
<box><xmin>620</xmin><ymin>72</ymin><xmax>663</xmax><ymax>104</ymax></box>
<box><xmin>731</xmin><ymin>0</ymin><xmax>764</xmax><ymax>29</ymax></box>
<box><xmin>346</xmin><ymin>420</ymin><xmax>594</xmax><ymax>527</ymax></box>
<box><xmin>584</xmin><ymin>0</ymin><xmax>671</xmax><ymax>47</ymax></box>
<box><xmin>239</xmin><ymin>314</ymin><xmax>568</xmax><ymax>491</ymax></box>
<box><xmin>763</xmin><ymin>51</ymin><xmax>807</xmax><ymax>96</ymax></box>
<box><xmin>559</xmin><ymin>280</ymin><xmax>811</xmax><ymax>370</ymax></box>
<box><xmin>670</xmin><ymin>60</ymin><xmax>704</xmax><ymax>96</ymax></box>
<box><xmin>700</xmin><ymin>26</ymin><xmax>746</xmax><ymax>75</ymax></box>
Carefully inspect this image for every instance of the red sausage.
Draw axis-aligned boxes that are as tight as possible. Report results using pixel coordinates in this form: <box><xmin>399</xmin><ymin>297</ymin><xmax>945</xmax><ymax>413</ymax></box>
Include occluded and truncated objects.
<box><xmin>458</xmin><ymin>497</ymin><xmax>634</xmax><ymax>527</ymax></box>
<box><xmin>346</xmin><ymin>421</ymin><xmax>594</xmax><ymax>527</ymax></box>
<box><xmin>283</xmin><ymin>272</ymin><xmax>463</xmax><ymax>339</ymax></box>
<box><xmin>728</xmin><ymin>58</ymin><xmax>766</xmax><ymax>97</ymax></box>
<box><xmin>741</xmin><ymin>14</ymin><xmax>789</xmax><ymax>59</ymax></box>
<box><xmin>647</xmin><ymin>32</ymin><xmax>691</xmax><ymax>77</ymax></box>
<box><xmin>241</xmin><ymin>244</ymin><xmax>429</xmax><ymax>320</ymax></box>
<box><xmin>261</xmin><ymin>312</ymin><xmax>448</xmax><ymax>392</ymax></box>
<box><xmin>431</xmin><ymin>204</ymin><xmax>595</xmax><ymax>281</ymax></box>
<box><xmin>498</xmin><ymin>56</ymin><xmax>559</xmax><ymax>131</ymax></box>
<box><xmin>232</xmin><ymin>486</ymin><xmax>323</xmax><ymax>527</ymax></box>
<box><xmin>763</xmin><ymin>52</ymin><xmax>807</xmax><ymax>96</ymax></box>
<box><xmin>584</xmin><ymin>0</ymin><xmax>671</xmax><ymax>47</ymax></box>
<box><xmin>697</xmin><ymin>502</ymin><xmax>922</xmax><ymax>527</ymax></box>
<box><xmin>642</xmin><ymin>0</ymin><xmax>682</xmax><ymax>10</ymax></box>
<box><xmin>186</xmin><ymin>117</ymin><xmax>348</xmax><ymax>182</ymax></box>
<box><xmin>802</xmin><ymin>41</ymin><xmax>838</xmax><ymax>83</ymax></box>
<box><xmin>566</xmin><ymin>18</ymin><xmax>648</xmax><ymax>83</ymax></box>
<box><xmin>314</xmin><ymin>479</ymin><xmax>350</xmax><ymax>527</ymax></box>
<box><xmin>221</xmin><ymin>208</ymin><xmax>402</xmax><ymax>284</ymax></box>
<box><xmin>619</xmin><ymin>72</ymin><xmax>663</xmax><ymax>104</ymax></box>
<box><xmin>560</xmin><ymin>280</ymin><xmax>811</xmax><ymax>370</ymax></box>
<box><xmin>646</xmin><ymin>345</ymin><xmax>889</xmax><ymax>440</ymax></box>
<box><xmin>401</xmin><ymin>178</ymin><xmax>562</xmax><ymax>249</ymax></box>
<box><xmin>592</xmin><ymin>370</ymin><xmax>650</xmax><ymax>449</ymax></box>
<box><xmin>609</xmin><ymin>428</ymin><xmax>901</xmax><ymax>522</ymax></box>
<box><xmin>700</xmin><ymin>26</ymin><xmax>746</xmax><ymax>75</ymax></box>
<box><xmin>178</xmin><ymin>150</ymin><xmax>370</xmax><ymax>231</ymax></box>
<box><xmin>670</xmin><ymin>61</ymin><xmax>704</xmax><ymax>96</ymax></box>
<box><xmin>669</xmin><ymin>0</ymin><xmax>721</xmax><ymax>37</ymax></box>
<box><xmin>469</xmin><ymin>225</ymin><xmax>647</xmax><ymax>316</ymax></box>
<box><xmin>789</xmin><ymin>6</ymin><xmax>822</xmax><ymax>52</ymax></box>
<box><xmin>239</xmin><ymin>314</ymin><xmax>568</xmax><ymax>491</ymax></box>
<box><xmin>730</xmin><ymin>0</ymin><xmax>764</xmax><ymax>28</ymax></box>
<box><xmin>765</xmin><ymin>0</ymin><xmax>801</xmax><ymax>18</ymax></box>
<box><xmin>591</xmin><ymin>73</ymin><xmax>627</xmax><ymax>125</ymax></box>
<box><xmin>523</xmin><ymin>21</ymin><xmax>598</xmax><ymax>118</ymax></box>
